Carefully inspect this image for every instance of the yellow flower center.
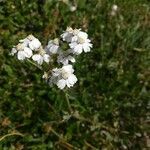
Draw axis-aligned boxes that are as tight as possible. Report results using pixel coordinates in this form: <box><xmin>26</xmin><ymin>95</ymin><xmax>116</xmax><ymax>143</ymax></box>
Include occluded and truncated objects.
<box><xmin>61</xmin><ymin>69</ymin><xmax>70</xmax><ymax>79</ymax></box>
<box><xmin>38</xmin><ymin>47</ymin><xmax>45</xmax><ymax>55</ymax></box>
<box><xmin>78</xmin><ymin>37</ymin><xmax>85</xmax><ymax>44</ymax></box>
<box><xmin>16</xmin><ymin>43</ymin><xmax>25</xmax><ymax>50</ymax></box>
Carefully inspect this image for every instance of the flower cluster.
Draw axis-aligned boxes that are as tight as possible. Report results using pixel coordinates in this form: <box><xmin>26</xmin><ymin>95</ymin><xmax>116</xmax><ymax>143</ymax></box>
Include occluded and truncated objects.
<box><xmin>11</xmin><ymin>27</ymin><xmax>92</xmax><ymax>89</ymax></box>
<box><xmin>10</xmin><ymin>35</ymin><xmax>50</xmax><ymax>65</ymax></box>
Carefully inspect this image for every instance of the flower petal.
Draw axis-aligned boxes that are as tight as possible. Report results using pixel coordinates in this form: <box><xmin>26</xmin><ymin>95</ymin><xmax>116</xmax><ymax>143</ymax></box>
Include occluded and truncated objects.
<box><xmin>32</xmin><ymin>54</ymin><xmax>43</xmax><ymax>65</ymax></box>
<box><xmin>29</xmin><ymin>39</ymin><xmax>41</xmax><ymax>50</ymax></box>
<box><xmin>17</xmin><ymin>51</ymin><xmax>26</xmax><ymax>60</ymax></box>
<box><xmin>43</xmin><ymin>54</ymin><xmax>50</xmax><ymax>63</ymax></box>
<box><xmin>24</xmin><ymin>47</ymin><xmax>33</xmax><ymax>58</ymax></box>
<box><xmin>57</xmin><ymin>79</ymin><xmax>66</xmax><ymax>89</ymax></box>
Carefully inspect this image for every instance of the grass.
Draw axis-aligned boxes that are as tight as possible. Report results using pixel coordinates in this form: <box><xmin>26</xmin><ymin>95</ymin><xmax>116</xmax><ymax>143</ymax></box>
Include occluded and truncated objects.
<box><xmin>0</xmin><ymin>0</ymin><xmax>150</xmax><ymax>149</ymax></box>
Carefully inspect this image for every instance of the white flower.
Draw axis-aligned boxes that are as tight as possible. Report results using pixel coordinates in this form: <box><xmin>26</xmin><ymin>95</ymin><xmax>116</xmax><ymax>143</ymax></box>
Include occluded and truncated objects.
<box><xmin>70</xmin><ymin>6</ymin><xmax>77</xmax><ymax>12</ymax></box>
<box><xmin>61</xmin><ymin>27</ymin><xmax>74</xmax><ymax>43</ymax></box>
<box><xmin>19</xmin><ymin>38</ymin><xmax>30</xmax><ymax>47</ymax></box>
<box><xmin>19</xmin><ymin>35</ymin><xmax>41</xmax><ymax>50</ymax></box>
<box><xmin>32</xmin><ymin>53</ymin><xmax>50</xmax><ymax>65</ymax></box>
<box><xmin>17</xmin><ymin>47</ymin><xmax>33</xmax><ymax>60</ymax></box>
<box><xmin>10</xmin><ymin>48</ymin><xmax>17</xmax><ymax>56</ymax></box>
<box><xmin>112</xmin><ymin>4</ymin><xmax>118</xmax><ymax>11</ymax></box>
<box><xmin>19</xmin><ymin>35</ymin><xmax>41</xmax><ymax>51</ymax></box>
<box><xmin>24</xmin><ymin>47</ymin><xmax>33</xmax><ymax>58</ymax></box>
<box><xmin>32</xmin><ymin>54</ymin><xmax>43</xmax><ymax>65</ymax></box>
<box><xmin>13</xmin><ymin>43</ymin><xmax>33</xmax><ymax>60</ymax></box>
<box><xmin>43</xmin><ymin>54</ymin><xmax>50</xmax><ymax>63</ymax></box>
<box><xmin>32</xmin><ymin>54</ymin><xmax>50</xmax><ymax>65</ymax></box>
<box><xmin>11</xmin><ymin>35</ymin><xmax>42</xmax><ymax>61</ymax></box>
<box><xmin>45</xmin><ymin>38</ymin><xmax>59</xmax><ymax>54</ymax></box>
<box><xmin>17</xmin><ymin>51</ymin><xmax>26</xmax><ymax>60</ymax></box>
<box><xmin>29</xmin><ymin>38</ymin><xmax>41</xmax><ymax>50</ymax></box>
<box><xmin>50</xmin><ymin>65</ymin><xmax>77</xmax><ymax>89</ymax></box>
<box><xmin>57</xmin><ymin>50</ymin><xmax>75</xmax><ymax>65</ymax></box>
<box><xmin>69</xmin><ymin>31</ymin><xmax>92</xmax><ymax>55</ymax></box>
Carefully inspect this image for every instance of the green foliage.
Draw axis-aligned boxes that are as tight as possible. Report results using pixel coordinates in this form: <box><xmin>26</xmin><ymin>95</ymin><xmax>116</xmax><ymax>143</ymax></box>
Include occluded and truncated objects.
<box><xmin>0</xmin><ymin>0</ymin><xmax>149</xmax><ymax>149</ymax></box>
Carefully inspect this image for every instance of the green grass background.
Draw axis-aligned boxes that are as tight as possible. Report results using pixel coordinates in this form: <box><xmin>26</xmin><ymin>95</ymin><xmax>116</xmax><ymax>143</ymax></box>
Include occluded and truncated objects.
<box><xmin>0</xmin><ymin>0</ymin><xmax>149</xmax><ymax>149</ymax></box>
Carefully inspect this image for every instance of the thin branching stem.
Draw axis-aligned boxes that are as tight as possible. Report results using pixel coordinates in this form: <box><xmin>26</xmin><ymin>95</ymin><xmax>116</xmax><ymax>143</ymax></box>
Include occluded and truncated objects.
<box><xmin>0</xmin><ymin>132</ymin><xmax>24</xmax><ymax>142</ymax></box>
<box><xmin>27</xmin><ymin>59</ymin><xmax>43</xmax><ymax>70</ymax></box>
<box><xmin>50</xmin><ymin>127</ymin><xmax>78</xmax><ymax>150</ymax></box>
<box><xmin>65</xmin><ymin>92</ymin><xmax>73</xmax><ymax>114</ymax></box>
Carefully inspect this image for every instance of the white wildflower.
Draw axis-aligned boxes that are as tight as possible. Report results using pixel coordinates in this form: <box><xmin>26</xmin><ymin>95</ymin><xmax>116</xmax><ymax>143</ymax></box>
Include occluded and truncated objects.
<box><xmin>17</xmin><ymin>51</ymin><xmax>26</xmax><ymax>60</ymax></box>
<box><xmin>11</xmin><ymin>42</ymin><xmax>33</xmax><ymax>60</ymax></box>
<box><xmin>32</xmin><ymin>54</ymin><xmax>43</xmax><ymax>65</ymax></box>
<box><xmin>19</xmin><ymin>35</ymin><xmax>41</xmax><ymax>50</ymax></box>
<box><xmin>10</xmin><ymin>48</ymin><xmax>17</xmax><ymax>56</ymax></box>
<box><xmin>29</xmin><ymin>38</ymin><xmax>41</xmax><ymax>51</ymax></box>
<box><xmin>50</xmin><ymin>65</ymin><xmax>77</xmax><ymax>89</ymax></box>
<box><xmin>69</xmin><ymin>31</ymin><xmax>92</xmax><ymax>54</ymax></box>
<box><xmin>23</xmin><ymin>47</ymin><xmax>33</xmax><ymax>58</ymax></box>
<box><xmin>10</xmin><ymin>27</ymin><xmax>93</xmax><ymax>90</ymax></box>
<box><xmin>11</xmin><ymin>35</ymin><xmax>42</xmax><ymax>60</ymax></box>
<box><xmin>112</xmin><ymin>4</ymin><xmax>118</xmax><ymax>11</ymax></box>
<box><xmin>61</xmin><ymin>27</ymin><xmax>74</xmax><ymax>43</ymax></box>
<box><xmin>32</xmin><ymin>48</ymin><xmax>50</xmax><ymax>65</ymax></box>
<box><xmin>70</xmin><ymin>6</ymin><xmax>77</xmax><ymax>12</ymax></box>
<box><xmin>45</xmin><ymin>38</ymin><xmax>60</xmax><ymax>54</ymax></box>
<box><xmin>17</xmin><ymin>47</ymin><xmax>33</xmax><ymax>60</ymax></box>
<box><xmin>19</xmin><ymin>38</ymin><xmax>30</xmax><ymax>47</ymax></box>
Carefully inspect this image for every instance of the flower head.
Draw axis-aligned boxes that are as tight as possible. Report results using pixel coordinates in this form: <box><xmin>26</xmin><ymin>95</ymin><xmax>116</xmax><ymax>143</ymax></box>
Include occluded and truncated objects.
<box><xmin>10</xmin><ymin>48</ymin><xmax>17</xmax><ymax>56</ymax></box>
<box><xmin>112</xmin><ymin>4</ymin><xmax>118</xmax><ymax>11</ymax></box>
<box><xmin>10</xmin><ymin>35</ymin><xmax>42</xmax><ymax>61</ymax></box>
<box><xmin>20</xmin><ymin>35</ymin><xmax>41</xmax><ymax>51</ymax></box>
<box><xmin>32</xmin><ymin>48</ymin><xmax>50</xmax><ymax>65</ymax></box>
<box><xmin>50</xmin><ymin>65</ymin><xmax>77</xmax><ymax>89</ymax></box>
<box><xmin>45</xmin><ymin>38</ymin><xmax>60</xmax><ymax>54</ymax></box>
<box><xmin>11</xmin><ymin>43</ymin><xmax>33</xmax><ymax>61</ymax></box>
<box><xmin>61</xmin><ymin>27</ymin><xmax>74</xmax><ymax>43</ymax></box>
<box><xmin>17</xmin><ymin>47</ymin><xmax>33</xmax><ymax>60</ymax></box>
<box><xmin>29</xmin><ymin>38</ymin><xmax>41</xmax><ymax>50</ymax></box>
<box><xmin>69</xmin><ymin>31</ymin><xmax>92</xmax><ymax>54</ymax></box>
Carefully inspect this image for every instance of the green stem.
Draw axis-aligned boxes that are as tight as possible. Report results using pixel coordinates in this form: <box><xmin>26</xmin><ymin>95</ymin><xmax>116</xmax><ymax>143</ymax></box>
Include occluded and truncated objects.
<box><xmin>50</xmin><ymin>127</ymin><xmax>78</xmax><ymax>149</ymax></box>
<box><xmin>27</xmin><ymin>59</ymin><xmax>43</xmax><ymax>70</ymax></box>
<box><xmin>0</xmin><ymin>132</ymin><xmax>24</xmax><ymax>142</ymax></box>
<box><xmin>65</xmin><ymin>93</ymin><xmax>73</xmax><ymax>114</ymax></box>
